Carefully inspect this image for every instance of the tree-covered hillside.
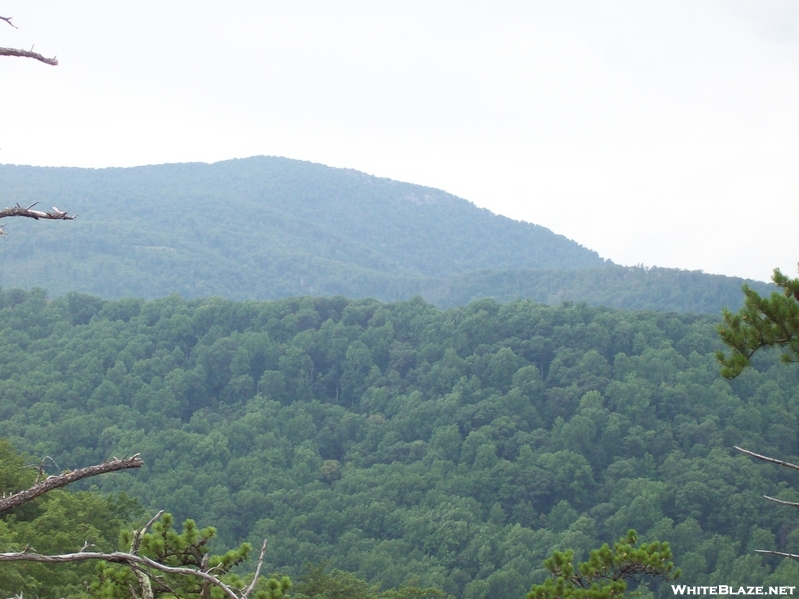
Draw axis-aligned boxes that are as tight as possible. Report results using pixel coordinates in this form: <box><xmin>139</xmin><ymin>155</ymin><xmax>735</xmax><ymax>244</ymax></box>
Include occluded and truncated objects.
<box><xmin>0</xmin><ymin>158</ymin><xmax>771</xmax><ymax>313</ymax></box>
<box><xmin>0</xmin><ymin>157</ymin><xmax>601</xmax><ymax>295</ymax></box>
<box><xmin>422</xmin><ymin>265</ymin><xmax>773</xmax><ymax>313</ymax></box>
<box><xmin>1</xmin><ymin>289</ymin><xmax>798</xmax><ymax>598</ymax></box>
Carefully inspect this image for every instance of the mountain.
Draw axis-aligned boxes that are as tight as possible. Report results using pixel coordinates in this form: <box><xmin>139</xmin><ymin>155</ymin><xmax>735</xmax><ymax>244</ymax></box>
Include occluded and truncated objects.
<box><xmin>419</xmin><ymin>266</ymin><xmax>773</xmax><ymax>313</ymax></box>
<box><xmin>0</xmin><ymin>157</ymin><xmax>770</xmax><ymax>312</ymax></box>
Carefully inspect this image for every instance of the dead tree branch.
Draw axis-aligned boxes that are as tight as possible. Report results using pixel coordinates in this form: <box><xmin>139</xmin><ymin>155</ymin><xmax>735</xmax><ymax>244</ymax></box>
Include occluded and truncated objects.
<box><xmin>0</xmin><ymin>549</ymin><xmax>243</xmax><ymax>599</ymax></box>
<box><xmin>0</xmin><ymin>457</ymin><xmax>274</xmax><ymax>598</ymax></box>
<box><xmin>734</xmin><ymin>446</ymin><xmax>799</xmax><ymax>473</ymax></box>
<box><xmin>0</xmin><ymin>14</ymin><xmax>57</xmax><ymax>65</ymax></box>
<box><xmin>737</xmin><ymin>446</ymin><xmax>799</xmax><ymax>560</ymax></box>
<box><xmin>0</xmin><ymin>203</ymin><xmax>75</xmax><ymax>236</ymax></box>
<box><xmin>755</xmin><ymin>549</ymin><xmax>799</xmax><ymax>561</ymax></box>
<box><xmin>242</xmin><ymin>539</ymin><xmax>269</xmax><ymax>599</ymax></box>
<box><xmin>0</xmin><ymin>536</ymin><xmax>272</xmax><ymax>599</ymax></box>
<box><xmin>129</xmin><ymin>510</ymin><xmax>164</xmax><ymax>599</ymax></box>
<box><xmin>764</xmin><ymin>495</ymin><xmax>799</xmax><ymax>508</ymax></box>
<box><xmin>0</xmin><ymin>46</ymin><xmax>57</xmax><ymax>65</ymax></box>
<box><xmin>0</xmin><ymin>455</ymin><xmax>142</xmax><ymax>514</ymax></box>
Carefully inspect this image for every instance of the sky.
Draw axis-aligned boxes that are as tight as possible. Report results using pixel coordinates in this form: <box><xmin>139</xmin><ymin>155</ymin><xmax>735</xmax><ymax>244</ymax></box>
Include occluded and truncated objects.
<box><xmin>1</xmin><ymin>1</ymin><xmax>798</xmax><ymax>282</ymax></box>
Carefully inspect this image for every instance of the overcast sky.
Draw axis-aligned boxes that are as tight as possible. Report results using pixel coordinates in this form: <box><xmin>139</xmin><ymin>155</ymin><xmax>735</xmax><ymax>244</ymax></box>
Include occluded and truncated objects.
<box><xmin>1</xmin><ymin>1</ymin><xmax>798</xmax><ymax>282</ymax></box>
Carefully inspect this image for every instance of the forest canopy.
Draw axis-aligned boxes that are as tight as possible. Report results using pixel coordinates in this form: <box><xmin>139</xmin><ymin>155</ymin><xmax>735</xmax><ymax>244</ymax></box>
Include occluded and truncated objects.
<box><xmin>0</xmin><ymin>290</ymin><xmax>798</xmax><ymax>598</ymax></box>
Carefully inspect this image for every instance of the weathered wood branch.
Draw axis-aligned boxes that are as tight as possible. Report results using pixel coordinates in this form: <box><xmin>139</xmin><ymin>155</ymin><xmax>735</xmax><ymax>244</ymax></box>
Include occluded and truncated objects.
<box><xmin>0</xmin><ymin>455</ymin><xmax>142</xmax><ymax>514</ymax></box>
<box><xmin>755</xmin><ymin>549</ymin><xmax>799</xmax><ymax>561</ymax></box>
<box><xmin>0</xmin><ymin>203</ymin><xmax>75</xmax><ymax>236</ymax></box>
<box><xmin>130</xmin><ymin>510</ymin><xmax>164</xmax><ymax>599</ymax></box>
<box><xmin>0</xmin><ymin>46</ymin><xmax>57</xmax><ymax>65</ymax></box>
<box><xmin>764</xmin><ymin>495</ymin><xmax>799</xmax><ymax>508</ymax></box>
<box><xmin>0</xmin><ymin>549</ymin><xmax>243</xmax><ymax>599</ymax></box>
<box><xmin>0</xmin><ymin>15</ymin><xmax>57</xmax><ymax>65</ymax></box>
<box><xmin>734</xmin><ymin>446</ymin><xmax>799</xmax><ymax>473</ymax></box>
<box><xmin>0</xmin><ymin>534</ymin><xmax>272</xmax><ymax>599</ymax></box>
<box><xmin>242</xmin><ymin>539</ymin><xmax>269</xmax><ymax>599</ymax></box>
<box><xmin>740</xmin><ymin>447</ymin><xmax>799</xmax><ymax>559</ymax></box>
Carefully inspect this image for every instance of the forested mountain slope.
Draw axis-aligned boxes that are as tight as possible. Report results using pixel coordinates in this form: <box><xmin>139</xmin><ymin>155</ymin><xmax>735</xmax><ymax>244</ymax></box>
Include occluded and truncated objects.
<box><xmin>0</xmin><ymin>157</ymin><xmax>600</xmax><ymax>295</ymax></box>
<box><xmin>0</xmin><ymin>158</ymin><xmax>770</xmax><ymax>312</ymax></box>
<box><xmin>421</xmin><ymin>265</ymin><xmax>772</xmax><ymax>313</ymax></box>
<box><xmin>1</xmin><ymin>290</ymin><xmax>798</xmax><ymax>598</ymax></box>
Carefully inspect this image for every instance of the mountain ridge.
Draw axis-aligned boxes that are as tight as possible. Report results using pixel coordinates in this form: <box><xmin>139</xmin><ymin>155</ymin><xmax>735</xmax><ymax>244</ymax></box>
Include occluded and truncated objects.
<box><xmin>0</xmin><ymin>156</ymin><xmax>771</xmax><ymax>312</ymax></box>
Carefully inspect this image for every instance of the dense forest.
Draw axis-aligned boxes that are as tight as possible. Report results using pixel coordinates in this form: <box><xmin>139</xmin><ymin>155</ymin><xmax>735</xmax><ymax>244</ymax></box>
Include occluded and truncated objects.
<box><xmin>2</xmin><ymin>289</ymin><xmax>799</xmax><ymax>598</ymax></box>
<box><xmin>0</xmin><ymin>159</ymin><xmax>771</xmax><ymax>313</ymax></box>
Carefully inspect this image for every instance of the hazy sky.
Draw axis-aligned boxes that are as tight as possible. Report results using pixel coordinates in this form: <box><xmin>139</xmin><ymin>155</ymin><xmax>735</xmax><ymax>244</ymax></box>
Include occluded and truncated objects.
<box><xmin>2</xmin><ymin>1</ymin><xmax>798</xmax><ymax>282</ymax></box>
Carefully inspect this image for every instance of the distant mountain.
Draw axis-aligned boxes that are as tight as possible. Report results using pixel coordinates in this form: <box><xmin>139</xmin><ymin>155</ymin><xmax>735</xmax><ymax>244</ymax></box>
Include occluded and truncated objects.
<box><xmin>422</xmin><ymin>265</ymin><xmax>774</xmax><ymax>313</ymax></box>
<box><xmin>0</xmin><ymin>157</ymin><xmax>771</xmax><ymax>312</ymax></box>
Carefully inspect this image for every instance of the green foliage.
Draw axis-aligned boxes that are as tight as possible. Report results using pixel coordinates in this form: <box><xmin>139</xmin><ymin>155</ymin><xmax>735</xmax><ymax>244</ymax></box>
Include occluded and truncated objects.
<box><xmin>1</xmin><ymin>292</ymin><xmax>799</xmax><ymax>597</ymax></box>
<box><xmin>528</xmin><ymin>530</ymin><xmax>679</xmax><ymax>599</ymax></box>
<box><xmin>718</xmin><ymin>267</ymin><xmax>799</xmax><ymax>378</ymax></box>
<box><xmin>293</xmin><ymin>563</ymin><xmax>453</xmax><ymax>599</ymax></box>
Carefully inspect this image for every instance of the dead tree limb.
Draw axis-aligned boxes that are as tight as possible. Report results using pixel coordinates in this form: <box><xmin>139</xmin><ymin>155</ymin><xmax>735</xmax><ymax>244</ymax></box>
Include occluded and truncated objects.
<box><xmin>0</xmin><ymin>549</ymin><xmax>245</xmax><ymax>599</ymax></box>
<box><xmin>0</xmin><ymin>529</ymin><xmax>271</xmax><ymax>599</ymax></box>
<box><xmin>0</xmin><ymin>455</ymin><xmax>142</xmax><ymax>514</ymax></box>
<box><xmin>129</xmin><ymin>510</ymin><xmax>164</xmax><ymax>599</ymax></box>
<box><xmin>755</xmin><ymin>549</ymin><xmax>799</xmax><ymax>561</ymax></box>
<box><xmin>0</xmin><ymin>14</ymin><xmax>57</xmax><ymax>65</ymax></box>
<box><xmin>0</xmin><ymin>203</ymin><xmax>75</xmax><ymax>236</ymax></box>
<box><xmin>737</xmin><ymin>446</ymin><xmax>799</xmax><ymax>561</ymax></box>
<box><xmin>734</xmin><ymin>446</ymin><xmax>799</xmax><ymax>473</ymax></box>
<box><xmin>764</xmin><ymin>495</ymin><xmax>799</xmax><ymax>508</ymax></box>
<box><xmin>0</xmin><ymin>457</ymin><xmax>275</xmax><ymax>597</ymax></box>
<box><xmin>0</xmin><ymin>46</ymin><xmax>57</xmax><ymax>65</ymax></box>
<box><xmin>242</xmin><ymin>540</ymin><xmax>269</xmax><ymax>599</ymax></box>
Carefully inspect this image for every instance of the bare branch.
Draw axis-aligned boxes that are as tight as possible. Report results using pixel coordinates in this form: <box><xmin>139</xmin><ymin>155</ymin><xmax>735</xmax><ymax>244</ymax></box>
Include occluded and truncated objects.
<box><xmin>734</xmin><ymin>446</ymin><xmax>799</xmax><ymax>473</ymax></box>
<box><xmin>0</xmin><ymin>203</ymin><xmax>75</xmax><ymax>236</ymax></box>
<box><xmin>242</xmin><ymin>539</ymin><xmax>269</xmax><ymax>599</ymax></box>
<box><xmin>138</xmin><ymin>511</ymin><xmax>166</xmax><ymax>547</ymax></box>
<box><xmin>29</xmin><ymin>455</ymin><xmax>60</xmax><ymax>484</ymax></box>
<box><xmin>0</xmin><ymin>455</ymin><xmax>143</xmax><ymax>514</ymax></box>
<box><xmin>0</xmin><ymin>203</ymin><xmax>75</xmax><ymax>222</ymax></box>
<box><xmin>764</xmin><ymin>495</ymin><xmax>799</xmax><ymax>508</ymax></box>
<box><xmin>755</xmin><ymin>549</ymin><xmax>799</xmax><ymax>561</ymax></box>
<box><xmin>0</xmin><ymin>550</ymin><xmax>241</xmax><ymax>599</ymax></box>
<box><xmin>0</xmin><ymin>14</ymin><xmax>55</xmax><ymax>64</ymax></box>
<box><xmin>80</xmin><ymin>541</ymin><xmax>96</xmax><ymax>553</ymax></box>
<box><xmin>129</xmin><ymin>510</ymin><xmax>164</xmax><ymax>599</ymax></box>
<box><xmin>0</xmin><ymin>46</ymin><xmax>57</xmax><ymax>65</ymax></box>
